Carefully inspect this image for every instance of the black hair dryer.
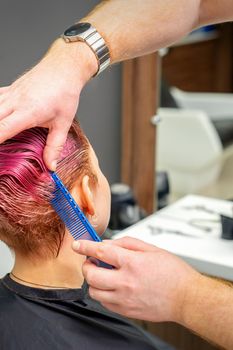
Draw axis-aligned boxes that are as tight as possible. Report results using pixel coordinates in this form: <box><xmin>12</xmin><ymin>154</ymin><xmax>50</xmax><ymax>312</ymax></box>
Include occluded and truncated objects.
<box><xmin>108</xmin><ymin>183</ymin><xmax>146</xmax><ymax>231</ymax></box>
<box><xmin>221</xmin><ymin>214</ymin><xmax>233</xmax><ymax>240</ymax></box>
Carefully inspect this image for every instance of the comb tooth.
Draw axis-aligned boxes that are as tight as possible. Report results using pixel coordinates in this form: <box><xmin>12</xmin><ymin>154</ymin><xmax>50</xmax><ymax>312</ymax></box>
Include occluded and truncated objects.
<box><xmin>51</xmin><ymin>172</ymin><xmax>100</xmax><ymax>243</ymax></box>
<box><xmin>72</xmin><ymin>224</ymin><xmax>83</xmax><ymax>231</ymax></box>
<box><xmin>71</xmin><ymin>231</ymin><xmax>85</xmax><ymax>240</ymax></box>
<box><xmin>74</xmin><ymin>228</ymin><xmax>86</xmax><ymax>235</ymax></box>
<box><xmin>71</xmin><ymin>224</ymin><xmax>87</xmax><ymax>233</ymax></box>
<box><xmin>51</xmin><ymin>205</ymin><xmax>88</xmax><ymax>240</ymax></box>
<box><xmin>54</xmin><ymin>204</ymin><xmax>77</xmax><ymax>219</ymax></box>
<box><xmin>75</xmin><ymin>228</ymin><xmax>87</xmax><ymax>237</ymax></box>
<box><xmin>73</xmin><ymin>231</ymin><xmax>90</xmax><ymax>241</ymax></box>
<box><xmin>70</xmin><ymin>226</ymin><xmax>85</xmax><ymax>236</ymax></box>
<box><xmin>73</xmin><ymin>232</ymin><xmax>84</xmax><ymax>240</ymax></box>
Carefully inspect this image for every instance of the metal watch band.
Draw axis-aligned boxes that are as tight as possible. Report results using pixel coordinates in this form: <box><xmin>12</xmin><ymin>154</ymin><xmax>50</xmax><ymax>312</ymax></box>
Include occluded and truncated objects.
<box><xmin>62</xmin><ymin>24</ymin><xmax>110</xmax><ymax>76</ymax></box>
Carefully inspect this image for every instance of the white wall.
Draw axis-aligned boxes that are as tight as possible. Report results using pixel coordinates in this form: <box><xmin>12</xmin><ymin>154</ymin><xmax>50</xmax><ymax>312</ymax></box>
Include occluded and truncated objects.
<box><xmin>0</xmin><ymin>243</ymin><xmax>14</xmax><ymax>278</ymax></box>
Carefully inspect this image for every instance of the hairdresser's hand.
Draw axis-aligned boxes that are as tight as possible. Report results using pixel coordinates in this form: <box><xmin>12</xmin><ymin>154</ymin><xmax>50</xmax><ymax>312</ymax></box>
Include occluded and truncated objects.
<box><xmin>72</xmin><ymin>237</ymin><xmax>200</xmax><ymax>323</ymax></box>
<box><xmin>0</xmin><ymin>39</ymin><xmax>97</xmax><ymax>170</ymax></box>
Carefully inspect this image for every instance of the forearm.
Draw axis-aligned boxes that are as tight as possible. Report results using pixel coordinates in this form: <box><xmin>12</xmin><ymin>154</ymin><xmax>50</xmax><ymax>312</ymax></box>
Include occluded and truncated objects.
<box><xmin>199</xmin><ymin>0</ymin><xmax>233</xmax><ymax>26</ymax></box>
<box><xmin>45</xmin><ymin>0</ymin><xmax>233</xmax><ymax>79</ymax></box>
<box><xmin>180</xmin><ymin>275</ymin><xmax>233</xmax><ymax>349</ymax></box>
<box><xmin>42</xmin><ymin>0</ymin><xmax>201</xmax><ymax>94</ymax></box>
<box><xmin>83</xmin><ymin>0</ymin><xmax>201</xmax><ymax>63</ymax></box>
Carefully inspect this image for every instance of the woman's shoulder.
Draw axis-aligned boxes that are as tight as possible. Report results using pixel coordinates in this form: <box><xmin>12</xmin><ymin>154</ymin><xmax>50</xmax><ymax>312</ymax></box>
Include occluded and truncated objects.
<box><xmin>0</xmin><ymin>277</ymin><xmax>22</xmax><ymax>318</ymax></box>
<box><xmin>0</xmin><ymin>277</ymin><xmax>15</xmax><ymax>300</ymax></box>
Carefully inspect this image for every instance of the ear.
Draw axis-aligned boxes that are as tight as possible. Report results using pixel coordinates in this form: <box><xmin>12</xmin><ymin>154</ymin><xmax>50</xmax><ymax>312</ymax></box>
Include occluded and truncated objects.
<box><xmin>71</xmin><ymin>175</ymin><xmax>95</xmax><ymax>216</ymax></box>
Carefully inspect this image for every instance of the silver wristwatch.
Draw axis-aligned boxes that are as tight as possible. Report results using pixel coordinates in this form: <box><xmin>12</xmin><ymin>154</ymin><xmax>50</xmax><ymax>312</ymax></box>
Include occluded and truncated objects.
<box><xmin>62</xmin><ymin>22</ymin><xmax>110</xmax><ymax>76</ymax></box>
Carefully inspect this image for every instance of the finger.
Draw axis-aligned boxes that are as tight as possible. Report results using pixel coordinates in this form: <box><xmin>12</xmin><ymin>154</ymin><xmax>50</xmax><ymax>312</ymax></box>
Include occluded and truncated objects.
<box><xmin>0</xmin><ymin>104</ymin><xmax>13</xmax><ymax>121</ymax></box>
<box><xmin>0</xmin><ymin>111</ymin><xmax>32</xmax><ymax>143</ymax></box>
<box><xmin>0</xmin><ymin>93</ymin><xmax>8</xmax><ymax>105</ymax></box>
<box><xmin>0</xmin><ymin>86</ymin><xmax>10</xmax><ymax>94</ymax></box>
<box><xmin>82</xmin><ymin>259</ymin><xmax>117</xmax><ymax>290</ymax></box>
<box><xmin>107</xmin><ymin>236</ymin><xmax>158</xmax><ymax>253</ymax></box>
<box><xmin>101</xmin><ymin>302</ymin><xmax>124</xmax><ymax>315</ymax></box>
<box><xmin>89</xmin><ymin>287</ymin><xmax>118</xmax><ymax>304</ymax></box>
<box><xmin>43</xmin><ymin>124</ymin><xmax>70</xmax><ymax>171</ymax></box>
<box><xmin>73</xmin><ymin>241</ymin><xmax>128</xmax><ymax>268</ymax></box>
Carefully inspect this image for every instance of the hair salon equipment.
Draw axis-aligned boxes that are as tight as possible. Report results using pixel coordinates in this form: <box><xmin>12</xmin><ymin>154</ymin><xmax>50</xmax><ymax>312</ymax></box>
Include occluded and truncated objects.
<box><xmin>50</xmin><ymin>172</ymin><xmax>112</xmax><ymax>268</ymax></box>
<box><xmin>221</xmin><ymin>214</ymin><xmax>233</xmax><ymax>240</ymax></box>
<box><xmin>160</xmin><ymin>203</ymin><xmax>233</xmax><ymax>239</ymax></box>
<box><xmin>108</xmin><ymin>183</ymin><xmax>146</xmax><ymax>232</ymax></box>
<box><xmin>159</xmin><ymin>213</ymin><xmax>220</xmax><ymax>233</ymax></box>
<box><xmin>147</xmin><ymin>224</ymin><xmax>199</xmax><ymax>238</ymax></box>
<box><xmin>156</xmin><ymin>171</ymin><xmax>170</xmax><ymax>209</ymax></box>
<box><xmin>182</xmin><ymin>204</ymin><xmax>222</xmax><ymax>215</ymax></box>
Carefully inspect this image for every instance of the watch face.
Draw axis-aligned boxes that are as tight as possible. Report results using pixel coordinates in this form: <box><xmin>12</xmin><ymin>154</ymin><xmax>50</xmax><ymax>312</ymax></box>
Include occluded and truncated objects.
<box><xmin>64</xmin><ymin>23</ymin><xmax>91</xmax><ymax>37</ymax></box>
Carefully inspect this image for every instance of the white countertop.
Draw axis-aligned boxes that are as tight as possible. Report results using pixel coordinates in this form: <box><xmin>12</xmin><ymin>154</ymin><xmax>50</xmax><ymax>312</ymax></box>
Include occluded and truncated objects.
<box><xmin>114</xmin><ymin>195</ymin><xmax>233</xmax><ymax>281</ymax></box>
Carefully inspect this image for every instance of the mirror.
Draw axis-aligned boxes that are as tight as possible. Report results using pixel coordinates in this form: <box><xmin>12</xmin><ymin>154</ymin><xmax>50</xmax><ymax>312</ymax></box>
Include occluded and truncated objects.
<box><xmin>157</xmin><ymin>23</ymin><xmax>233</xmax><ymax>202</ymax></box>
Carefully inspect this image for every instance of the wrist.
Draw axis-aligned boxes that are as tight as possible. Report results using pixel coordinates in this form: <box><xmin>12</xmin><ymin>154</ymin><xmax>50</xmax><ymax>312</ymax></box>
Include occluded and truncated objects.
<box><xmin>46</xmin><ymin>37</ymin><xmax>99</xmax><ymax>86</ymax></box>
<box><xmin>178</xmin><ymin>272</ymin><xmax>206</xmax><ymax>327</ymax></box>
<box><xmin>166</xmin><ymin>266</ymin><xmax>202</xmax><ymax>325</ymax></box>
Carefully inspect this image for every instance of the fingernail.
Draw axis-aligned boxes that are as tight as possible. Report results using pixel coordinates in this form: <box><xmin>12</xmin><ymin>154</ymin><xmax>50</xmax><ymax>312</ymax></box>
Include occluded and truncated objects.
<box><xmin>51</xmin><ymin>160</ymin><xmax>57</xmax><ymax>171</ymax></box>
<box><xmin>72</xmin><ymin>241</ymin><xmax>80</xmax><ymax>250</ymax></box>
<box><xmin>89</xmin><ymin>257</ymin><xmax>100</xmax><ymax>266</ymax></box>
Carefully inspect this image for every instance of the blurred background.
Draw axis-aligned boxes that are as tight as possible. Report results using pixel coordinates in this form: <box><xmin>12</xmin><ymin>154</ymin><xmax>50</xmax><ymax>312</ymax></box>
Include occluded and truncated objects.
<box><xmin>157</xmin><ymin>24</ymin><xmax>233</xmax><ymax>202</ymax></box>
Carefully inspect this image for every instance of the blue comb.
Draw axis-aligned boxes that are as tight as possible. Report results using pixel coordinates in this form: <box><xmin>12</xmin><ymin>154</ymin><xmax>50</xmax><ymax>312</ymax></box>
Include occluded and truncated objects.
<box><xmin>50</xmin><ymin>171</ymin><xmax>112</xmax><ymax>269</ymax></box>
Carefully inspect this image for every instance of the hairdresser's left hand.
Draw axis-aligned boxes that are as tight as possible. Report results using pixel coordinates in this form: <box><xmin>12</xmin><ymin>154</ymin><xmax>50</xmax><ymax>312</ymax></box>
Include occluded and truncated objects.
<box><xmin>72</xmin><ymin>237</ymin><xmax>200</xmax><ymax>323</ymax></box>
<box><xmin>0</xmin><ymin>39</ymin><xmax>97</xmax><ymax>170</ymax></box>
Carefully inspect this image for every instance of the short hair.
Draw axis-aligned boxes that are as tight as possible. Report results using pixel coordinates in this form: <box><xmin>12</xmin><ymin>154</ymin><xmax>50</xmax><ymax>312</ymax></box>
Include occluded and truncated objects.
<box><xmin>0</xmin><ymin>121</ymin><xmax>97</xmax><ymax>258</ymax></box>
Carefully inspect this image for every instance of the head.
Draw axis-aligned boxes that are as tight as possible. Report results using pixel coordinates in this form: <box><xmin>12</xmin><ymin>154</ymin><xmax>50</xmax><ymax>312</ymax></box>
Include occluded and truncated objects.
<box><xmin>0</xmin><ymin>121</ymin><xmax>110</xmax><ymax>259</ymax></box>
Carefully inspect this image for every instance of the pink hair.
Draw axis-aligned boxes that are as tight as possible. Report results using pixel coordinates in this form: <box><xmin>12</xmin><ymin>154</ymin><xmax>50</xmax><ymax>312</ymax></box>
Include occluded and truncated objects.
<box><xmin>0</xmin><ymin>121</ymin><xmax>96</xmax><ymax>258</ymax></box>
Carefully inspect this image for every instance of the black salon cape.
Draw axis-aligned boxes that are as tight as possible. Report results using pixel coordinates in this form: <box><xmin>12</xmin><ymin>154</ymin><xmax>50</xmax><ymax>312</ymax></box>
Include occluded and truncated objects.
<box><xmin>0</xmin><ymin>275</ymin><xmax>174</xmax><ymax>350</ymax></box>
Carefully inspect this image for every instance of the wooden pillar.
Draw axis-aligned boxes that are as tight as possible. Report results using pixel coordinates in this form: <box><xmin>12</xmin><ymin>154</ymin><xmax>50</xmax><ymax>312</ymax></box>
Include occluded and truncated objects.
<box><xmin>215</xmin><ymin>23</ymin><xmax>233</xmax><ymax>92</ymax></box>
<box><xmin>121</xmin><ymin>53</ymin><xmax>160</xmax><ymax>214</ymax></box>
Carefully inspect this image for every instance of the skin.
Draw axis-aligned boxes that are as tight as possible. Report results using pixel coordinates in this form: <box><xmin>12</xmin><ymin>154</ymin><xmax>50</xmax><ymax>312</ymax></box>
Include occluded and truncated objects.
<box><xmin>11</xmin><ymin>145</ymin><xmax>111</xmax><ymax>289</ymax></box>
<box><xmin>73</xmin><ymin>238</ymin><xmax>233</xmax><ymax>349</ymax></box>
<box><xmin>0</xmin><ymin>0</ymin><xmax>233</xmax><ymax>169</ymax></box>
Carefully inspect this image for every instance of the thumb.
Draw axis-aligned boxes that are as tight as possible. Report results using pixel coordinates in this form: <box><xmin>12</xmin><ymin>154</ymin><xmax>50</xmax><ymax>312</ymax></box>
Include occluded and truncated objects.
<box><xmin>43</xmin><ymin>125</ymin><xmax>70</xmax><ymax>171</ymax></box>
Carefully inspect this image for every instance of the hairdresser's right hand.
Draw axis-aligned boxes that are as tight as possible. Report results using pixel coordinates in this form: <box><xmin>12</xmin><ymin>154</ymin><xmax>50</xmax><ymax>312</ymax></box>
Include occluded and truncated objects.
<box><xmin>0</xmin><ymin>39</ymin><xmax>98</xmax><ymax>170</ymax></box>
<box><xmin>73</xmin><ymin>237</ymin><xmax>201</xmax><ymax>323</ymax></box>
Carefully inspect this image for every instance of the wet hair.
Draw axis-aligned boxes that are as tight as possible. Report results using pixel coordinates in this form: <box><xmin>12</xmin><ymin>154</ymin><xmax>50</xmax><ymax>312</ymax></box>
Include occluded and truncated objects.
<box><xmin>0</xmin><ymin>121</ymin><xmax>96</xmax><ymax>258</ymax></box>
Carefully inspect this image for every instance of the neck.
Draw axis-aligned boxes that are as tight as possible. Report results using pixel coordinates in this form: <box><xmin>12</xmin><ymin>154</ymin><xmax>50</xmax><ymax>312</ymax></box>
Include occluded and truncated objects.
<box><xmin>11</xmin><ymin>233</ymin><xmax>85</xmax><ymax>289</ymax></box>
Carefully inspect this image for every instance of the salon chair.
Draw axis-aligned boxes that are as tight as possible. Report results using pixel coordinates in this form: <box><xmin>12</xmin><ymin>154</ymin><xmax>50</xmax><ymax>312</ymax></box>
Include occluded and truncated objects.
<box><xmin>156</xmin><ymin>81</ymin><xmax>233</xmax><ymax>195</ymax></box>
